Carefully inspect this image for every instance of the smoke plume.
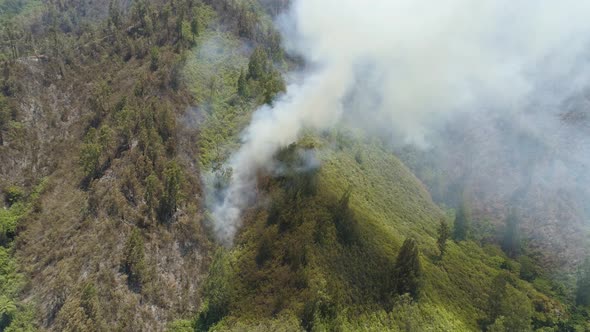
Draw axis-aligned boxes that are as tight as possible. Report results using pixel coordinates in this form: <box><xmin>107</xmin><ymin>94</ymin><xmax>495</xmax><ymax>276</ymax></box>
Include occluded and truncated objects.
<box><xmin>210</xmin><ymin>0</ymin><xmax>590</xmax><ymax>246</ymax></box>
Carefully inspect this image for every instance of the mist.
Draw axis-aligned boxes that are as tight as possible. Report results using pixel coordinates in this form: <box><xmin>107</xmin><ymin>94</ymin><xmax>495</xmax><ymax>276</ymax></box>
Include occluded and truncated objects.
<box><xmin>209</xmin><ymin>0</ymin><xmax>590</xmax><ymax>250</ymax></box>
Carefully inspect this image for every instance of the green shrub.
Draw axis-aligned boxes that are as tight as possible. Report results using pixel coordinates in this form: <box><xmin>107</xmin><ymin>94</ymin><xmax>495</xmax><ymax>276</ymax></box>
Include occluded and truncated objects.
<box><xmin>168</xmin><ymin>319</ymin><xmax>194</xmax><ymax>332</ymax></box>
<box><xmin>3</xmin><ymin>186</ymin><xmax>23</xmax><ymax>207</ymax></box>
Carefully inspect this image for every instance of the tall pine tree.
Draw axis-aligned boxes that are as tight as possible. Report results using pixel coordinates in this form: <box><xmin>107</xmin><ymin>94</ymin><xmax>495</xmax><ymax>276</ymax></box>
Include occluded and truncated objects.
<box><xmin>501</xmin><ymin>210</ymin><xmax>521</xmax><ymax>258</ymax></box>
<box><xmin>452</xmin><ymin>199</ymin><xmax>471</xmax><ymax>241</ymax></box>
<box><xmin>437</xmin><ymin>220</ymin><xmax>450</xmax><ymax>259</ymax></box>
<box><xmin>247</xmin><ymin>47</ymin><xmax>268</xmax><ymax>80</ymax></box>
<box><xmin>123</xmin><ymin>228</ymin><xmax>146</xmax><ymax>288</ymax></box>
<box><xmin>237</xmin><ymin>69</ymin><xmax>247</xmax><ymax>97</ymax></box>
<box><xmin>394</xmin><ymin>238</ymin><xmax>423</xmax><ymax>299</ymax></box>
<box><xmin>486</xmin><ymin>272</ymin><xmax>532</xmax><ymax>331</ymax></box>
<box><xmin>576</xmin><ymin>257</ymin><xmax>590</xmax><ymax>306</ymax></box>
<box><xmin>158</xmin><ymin>160</ymin><xmax>182</xmax><ymax>222</ymax></box>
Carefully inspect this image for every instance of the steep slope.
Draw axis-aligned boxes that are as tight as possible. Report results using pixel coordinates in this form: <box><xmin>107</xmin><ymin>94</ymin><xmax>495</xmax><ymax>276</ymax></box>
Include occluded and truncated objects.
<box><xmin>0</xmin><ymin>0</ymin><xmax>290</xmax><ymax>330</ymax></box>
<box><xmin>191</xmin><ymin>133</ymin><xmax>571</xmax><ymax>331</ymax></box>
<box><xmin>395</xmin><ymin>111</ymin><xmax>590</xmax><ymax>272</ymax></box>
<box><xmin>0</xmin><ymin>0</ymin><xmax>217</xmax><ymax>330</ymax></box>
<box><xmin>0</xmin><ymin>0</ymin><xmax>588</xmax><ymax>331</ymax></box>
<box><xmin>175</xmin><ymin>3</ymin><xmax>586</xmax><ymax>331</ymax></box>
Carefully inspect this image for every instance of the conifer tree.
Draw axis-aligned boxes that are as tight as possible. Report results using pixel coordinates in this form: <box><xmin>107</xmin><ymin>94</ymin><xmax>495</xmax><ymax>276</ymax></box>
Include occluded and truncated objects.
<box><xmin>501</xmin><ymin>210</ymin><xmax>521</xmax><ymax>258</ymax></box>
<box><xmin>150</xmin><ymin>47</ymin><xmax>159</xmax><ymax>71</ymax></box>
<box><xmin>576</xmin><ymin>257</ymin><xmax>590</xmax><ymax>306</ymax></box>
<box><xmin>247</xmin><ymin>47</ymin><xmax>268</xmax><ymax>80</ymax></box>
<box><xmin>394</xmin><ymin>238</ymin><xmax>423</xmax><ymax>299</ymax></box>
<box><xmin>452</xmin><ymin>199</ymin><xmax>471</xmax><ymax>241</ymax></box>
<box><xmin>80</xmin><ymin>282</ymin><xmax>101</xmax><ymax>322</ymax></box>
<box><xmin>79</xmin><ymin>130</ymin><xmax>102</xmax><ymax>179</ymax></box>
<box><xmin>486</xmin><ymin>273</ymin><xmax>532</xmax><ymax>331</ymax></box>
<box><xmin>263</xmin><ymin>69</ymin><xmax>286</xmax><ymax>105</ymax></box>
<box><xmin>144</xmin><ymin>173</ymin><xmax>161</xmax><ymax>221</ymax></box>
<box><xmin>487</xmin><ymin>273</ymin><xmax>509</xmax><ymax>322</ymax></box>
<box><xmin>108</xmin><ymin>0</ymin><xmax>121</xmax><ymax>29</ymax></box>
<box><xmin>237</xmin><ymin>69</ymin><xmax>247</xmax><ymax>97</ymax></box>
<box><xmin>190</xmin><ymin>16</ymin><xmax>199</xmax><ymax>41</ymax></box>
<box><xmin>333</xmin><ymin>189</ymin><xmax>359</xmax><ymax>245</ymax></box>
<box><xmin>123</xmin><ymin>228</ymin><xmax>146</xmax><ymax>287</ymax></box>
<box><xmin>437</xmin><ymin>220</ymin><xmax>450</xmax><ymax>259</ymax></box>
<box><xmin>158</xmin><ymin>160</ymin><xmax>182</xmax><ymax>221</ymax></box>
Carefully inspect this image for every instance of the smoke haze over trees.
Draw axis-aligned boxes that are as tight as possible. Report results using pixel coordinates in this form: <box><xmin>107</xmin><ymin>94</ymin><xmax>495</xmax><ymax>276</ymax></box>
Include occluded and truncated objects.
<box><xmin>209</xmin><ymin>0</ymin><xmax>590</xmax><ymax>263</ymax></box>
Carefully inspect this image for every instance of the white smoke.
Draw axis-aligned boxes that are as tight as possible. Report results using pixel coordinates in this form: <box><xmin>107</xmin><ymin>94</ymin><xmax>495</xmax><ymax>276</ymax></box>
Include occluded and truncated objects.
<box><xmin>210</xmin><ymin>63</ymin><xmax>353</xmax><ymax>244</ymax></box>
<box><xmin>210</xmin><ymin>0</ymin><xmax>590</xmax><ymax>244</ymax></box>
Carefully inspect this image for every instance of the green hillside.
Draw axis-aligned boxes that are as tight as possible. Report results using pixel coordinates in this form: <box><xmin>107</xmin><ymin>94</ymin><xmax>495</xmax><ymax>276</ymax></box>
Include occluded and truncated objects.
<box><xmin>190</xmin><ymin>127</ymin><xmax>574</xmax><ymax>331</ymax></box>
<box><xmin>180</xmin><ymin>10</ymin><xmax>583</xmax><ymax>330</ymax></box>
<box><xmin>0</xmin><ymin>0</ymin><xmax>588</xmax><ymax>331</ymax></box>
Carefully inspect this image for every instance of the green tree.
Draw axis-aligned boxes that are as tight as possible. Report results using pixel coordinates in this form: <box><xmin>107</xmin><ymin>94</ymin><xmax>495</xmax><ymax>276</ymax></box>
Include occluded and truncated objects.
<box><xmin>452</xmin><ymin>199</ymin><xmax>471</xmax><ymax>241</ymax></box>
<box><xmin>576</xmin><ymin>257</ymin><xmax>590</xmax><ymax>306</ymax></box>
<box><xmin>123</xmin><ymin>228</ymin><xmax>146</xmax><ymax>288</ymax></box>
<box><xmin>263</xmin><ymin>69</ymin><xmax>285</xmax><ymax>104</ymax></box>
<box><xmin>332</xmin><ymin>189</ymin><xmax>359</xmax><ymax>245</ymax></box>
<box><xmin>144</xmin><ymin>173</ymin><xmax>161</xmax><ymax>221</ymax></box>
<box><xmin>0</xmin><ymin>296</ymin><xmax>16</xmax><ymax>329</ymax></box>
<box><xmin>487</xmin><ymin>287</ymin><xmax>532</xmax><ymax>331</ymax></box>
<box><xmin>190</xmin><ymin>16</ymin><xmax>199</xmax><ymax>41</ymax></box>
<box><xmin>108</xmin><ymin>0</ymin><xmax>121</xmax><ymax>29</ymax></box>
<box><xmin>79</xmin><ymin>128</ymin><xmax>103</xmax><ymax>179</ymax></box>
<box><xmin>79</xmin><ymin>143</ymin><xmax>101</xmax><ymax>178</ymax></box>
<box><xmin>487</xmin><ymin>316</ymin><xmax>507</xmax><ymax>332</ymax></box>
<box><xmin>394</xmin><ymin>238</ymin><xmax>423</xmax><ymax>299</ymax></box>
<box><xmin>485</xmin><ymin>272</ymin><xmax>532</xmax><ymax>331</ymax></box>
<box><xmin>518</xmin><ymin>256</ymin><xmax>538</xmax><ymax>282</ymax></box>
<box><xmin>487</xmin><ymin>273</ymin><xmax>509</xmax><ymax>324</ymax></box>
<box><xmin>98</xmin><ymin>125</ymin><xmax>115</xmax><ymax>157</ymax></box>
<box><xmin>437</xmin><ymin>219</ymin><xmax>450</xmax><ymax>259</ymax></box>
<box><xmin>3</xmin><ymin>306</ymin><xmax>35</xmax><ymax>332</ymax></box>
<box><xmin>247</xmin><ymin>47</ymin><xmax>268</xmax><ymax>81</ymax></box>
<box><xmin>237</xmin><ymin>69</ymin><xmax>247</xmax><ymax>97</ymax></box>
<box><xmin>132</xmin><ymin>0</ymin><xmax>149</xmax><ymax>32</ymax></box>
<box><xmin>500</xmin><ymin>286</ymin><xmax>532</xmax><ymax>331</ymax></box>
<box><xmin>150</xmin><ymin>47</ymin><xmax>159</xmax><ymax>71</ymax></box>
<box><xmin>80</xmin><ymin>282</ymin><xmax>101</xmax><ymax>324</ymax></box>
<box><xmin>168</xmin><ymin>319</ymin><xmax>194</xmax><ymax>332</ymax></box>
<box><xmin>501</xmin><ymin>210</ymin><xmax>521</xmax><ymax>258</ymax></box>
<box><xmin>3</xmin><ymin>19</ymin><xmax>22</xmax><ymax>60</ymax></box>
<box><xmin>175</xmin><ymin>12</ymin><xmax>184</xmax><ymax>43</ymax></box>
<box><xmin>4</xmin><ymin>185</ymin><xmax>23</xmax><ymax>207</ymax></box>
<box><xmin>0</xmin><ymin>95</ymin><xmax>11</xmax><ymax>145</ymax></box>
<box><xmin>158</xmin><ymin>161</ymin><xmax>182</xmax><ymax>222</ymax></box>
<box><xmin>196</xmin><ymin>250</ymin><xmax>235</xmax><ymax>331</ymax></box>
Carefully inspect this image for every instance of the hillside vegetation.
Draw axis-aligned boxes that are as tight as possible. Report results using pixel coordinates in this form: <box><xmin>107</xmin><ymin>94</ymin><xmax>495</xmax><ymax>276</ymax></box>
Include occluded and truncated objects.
<box><xmin>0</xmin><ymin>0</ymin><xmax>588</xmax><ymax>331</ymax></box>
<box><xmin>191</xmin><ymin>129</ymin><xmax>584</xmax><ymax>331</ymax></box>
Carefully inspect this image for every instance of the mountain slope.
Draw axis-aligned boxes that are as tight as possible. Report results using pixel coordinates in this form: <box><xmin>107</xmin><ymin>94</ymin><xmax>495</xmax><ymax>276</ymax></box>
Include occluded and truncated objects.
<box><xmin>192</xmin><ymin>132</ymin><xmax>569</xmax><ymax>331</ymax></box>
<box><xmin>0</xmin><ymin>0</ymin><xmax>587</xmax><ymax>331</ymax></box>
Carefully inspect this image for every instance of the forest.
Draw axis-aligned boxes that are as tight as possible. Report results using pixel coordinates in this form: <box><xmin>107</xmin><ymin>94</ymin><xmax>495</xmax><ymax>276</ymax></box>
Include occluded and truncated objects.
<box><xmin>0</xmin><ymin>0</ymin><xmax>588</xmax><ymax>331</ymax></box>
